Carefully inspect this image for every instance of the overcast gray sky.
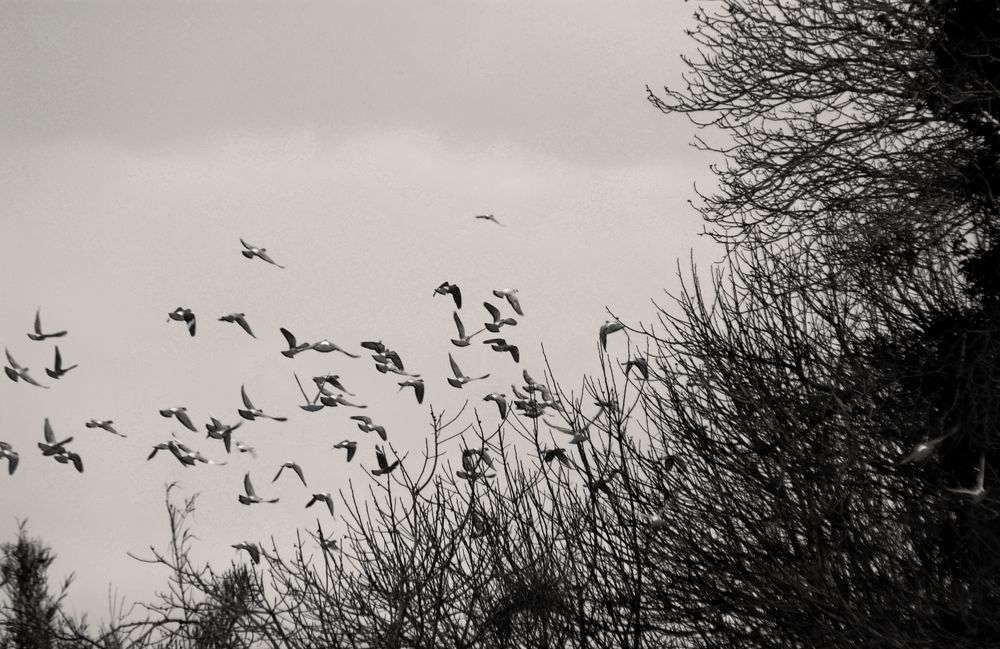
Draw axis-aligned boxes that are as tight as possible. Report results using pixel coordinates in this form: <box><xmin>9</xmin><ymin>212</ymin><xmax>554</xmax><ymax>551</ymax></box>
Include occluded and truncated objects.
<box><xmin>1</xmin><ymin>1</ymin><xmax>717</xmax><ymax>616</ymax></box>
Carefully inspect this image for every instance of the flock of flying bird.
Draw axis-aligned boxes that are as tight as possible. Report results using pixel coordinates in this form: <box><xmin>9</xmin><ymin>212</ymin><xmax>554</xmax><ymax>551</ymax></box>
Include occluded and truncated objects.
<box><xmin>3</xmin><ymin>223</ymin><xmax>640</xmax><ymax>563</ymax></box>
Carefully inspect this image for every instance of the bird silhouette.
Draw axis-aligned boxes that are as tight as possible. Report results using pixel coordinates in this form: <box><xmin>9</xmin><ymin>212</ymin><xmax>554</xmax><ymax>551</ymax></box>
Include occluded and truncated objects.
<box><xmin>434</xmin><ymin>282</ymin><xmax>462</xmax><ymax>309</ymax></box>
<box><xmin>45</xmin><ymin>346</ymin><xmax>78</xmax><ymax>379</ymax></box>
<box><xmin>167</xmin><ymin>307</ymin><xmax>196</xmax><ymax>337</ymax></box>
<box><xmin>239</xmin><ymin>473</ymin><xmax>279</xmax><ymax>505</ymax></box>
<box><xmin>219</xmin><ymin>313</ymin><xmax>256</xmax><ymax>338</ymax></box>
<box><xmin>240</xmin><ymin>238</ymin><xmax>285</xmax><ymax>268</ymax></box>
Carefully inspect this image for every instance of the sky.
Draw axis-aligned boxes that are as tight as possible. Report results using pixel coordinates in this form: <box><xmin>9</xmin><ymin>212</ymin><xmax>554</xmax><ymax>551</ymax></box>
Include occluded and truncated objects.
<box><xmin>0</xmin><ymin>1</ymin><xmax>718</xmax><ymax>617</ymax></box>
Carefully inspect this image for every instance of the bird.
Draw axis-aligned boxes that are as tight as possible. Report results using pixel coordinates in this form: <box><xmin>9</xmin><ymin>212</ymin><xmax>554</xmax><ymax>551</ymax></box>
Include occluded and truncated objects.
<box><xmin>622</xmin><ymin>358</ymin><xmax>650</xmax><ymax>380</ymax></box>
<box><xmin>38</xmin><ymin>419</ymin><xmax>74</xmax><ymax>457</ymax></box>
<box><xmin>309</xmin><ymin>339</ymin><xmax>361</xmax><ymax>358</ymax></box>
<box><xmin>0</xmin><ymin>442</ymin><xmax>19</xmax><ymax>475</ymax></box>
<box><xmin>898</xmin><ymin>429</ymin><xmax>954</xmax><ymax>465</ymax></box>
<box><xmin>545</xmin><ymin>419</ymin><xmax>591</xmax><ymax>445</ymax></box>
<box><xmin>45</xmin><ymin>346</ymin><xmax>78</xmax><ymax>380</ymax></box>
<box><xmin>434</xmin><ymin>282</ymin><xmax>462</xmax><ymax>309</ymax></box>
<box><xmin>351</xmin><ymin>416</ymin><xmax>387</xmax><ymax>441</ymax></box>
<box><xmin>279</xmin><ymin>328</ymin><xmax>311</xmax><ymax>358</ymax></box>
<box><xmin>148</xmin><ymin>439</ymin><xmax>225</xmax><ymax>467</ymax></box>
<box><xmin>240</xmin><ymin>238</ymin><xmax>285</xmax><ymax>268</ymax></box>
<box><xmin>294</xmin><ymin>373</ymin><xmax>325</xmax><ymax>412</ymax></box>
<box><xmin>474</xmin><ymin>214</ymin><xmax>504</xmax><ymax>227</ymax></box>
<box><xmin>371</xmin><ymin>350</ymin><xmax>405</xmax><ymax>370</ymax></box>
<box><xmin>374</xmin><ymin>362</ymin><xmax>420</xmax><ymax>378</ymax></box>
<box><xmin>5</xmin><ymin>349</ymin><xmax>48</xmax><ymax>389</ymax></box>
<box><xmin>599</xmin><ymin>320</ymin><xmax>624</xmax><ymax>350</ymax></box>
<box><xmin>205</xmin><ymin>416</ymin><xmax>241</xmax><ymax>452</ymax></box>
<box><xmin>457</xmin><ymin>450</ymin><xmax>496</xmax><ymax>482</ymax></box>
<box><xmin>482</xmin><ymin>338</ymin><xmax>519</xmax><ymax>363</ymax></box>
<box><xmin>333</xmin><ymin>440</ymin><xmax>358</xmax><ymax>462</ymax></box>
<box><xmin>588</xmin><ymin>469</ymin><xmax>621</xmax><ymax>498</ymax></box>
<box><xmin>305</xmin><ymin>492</ymin><xmax>336</xmax><ymax>517</ymax></box>
<box><xmin>27</xmin><ymin>309</ymin><xmax>67</xmax><ymax>341</ymax></box>
<box><xmin>483</xmin><ymin>393</ymin><xmax>508</xmax><ymax>419</ymax></box>
<box><xmin>371</xmin><ymin>446</ymin><xmax>399</xmax><ymax>476</ymax></box>
<box><xmin>219</xmin><ymin>313</ymin><xmax>256</xmax><ymax>338</ymax></box>
<box><xmin>85</xmin><ymin>419</ymin><xmax>126</xmax><ymax>438</ymax></box>
<box><xmin>239</xmin><ymin>473</ymin><xmax>279</xmax><ymax>505</ymax></box>
<box><xmin>232</xmin><ymin>542</ymin><xmax>261</xmax><ymax>564</ymax></box>
<box><xmin>447</xmin><ymin>353</ymin><xmax>489</xmax><ymax>389</ymax></box>
<box><xmin>313</xmin><ymin>374</ymin><xmax>354</xmax><ymax>395</ymax></box>
<box><xmin>273</xmin><ymin>461</ymin><xmax>307</xmax><ymax>487</ymax></box>
<box><xmin>483</xmin><ymin>302</ymin><xmax>517</xmax><ymax>333</ymax></box>
<box><xmin>360</xmin><ymin>340</ymin><xmax>389</xmax><ymax>354</ymax></box>
<box><xmin>53</xmin><ymin>451</ymin><xmax>84</xmax><ymax>473</ymax></box>
<box><xmin>238</xmin><ymin>385</ymin><xmax>288</xmax><ymax>422</ymax></box>
<box><xmin>947</xmin><ymin>453</ymin><xmax>988</xmax><ymax>504</ymax></box>
<box><xmin>319</xmin><ymin>393</ymin><xmax>367</xmax><ymax>409</ymax></box>
<box><xmin>159</xmin><ymin>407</ymin><xmax>199</xmax><ymax>432</ymax></box>
<box><xmin>398</xmin><ymin>378</ymin><xmax>425</xmax><ymax>404</ymax></box>
<box><xmin>492</xmin><ymin>289</ymin><xmax>523</xmax><ymax>316</ymax></box>
<box><xmin>167</xmin><ymin>307</ymin><xmax>196</xmax><ymax>337</ymax></box>
<box><xmin>542</xmin><ymin>447</ymin><xmax>573</xmax><ymax>468</ymax></box>
<box><xmin>451</xmin><ymin>312</ymin><xmax>483</xmax><ymax>347</ymax></box>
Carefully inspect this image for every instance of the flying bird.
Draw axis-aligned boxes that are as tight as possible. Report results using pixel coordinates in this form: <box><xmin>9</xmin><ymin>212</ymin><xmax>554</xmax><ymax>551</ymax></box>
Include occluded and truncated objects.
<box><xmin>5</xmin><ymin>349</ymin><xmax>48</xmax><ymax>388</ymax></box>
<box><xmin>240</xmin><ymin>238</ymin><xmax>285</xmax><ymax>268</ymax></box>
<box><xmin>492</xmin><ymin>289</ymin><xmax>523</xmax><ymax>316</ymax></box>
<box><xmin>398</xmin><ymin>378</ymin><xmax>425</xmax><ymax>404</ymax></box>
<box><xmin>622</xmin><ymin>358</ymin><xmax>650</xmax><ymax>380</ymax></box>
<box><xmin>239</xmin><ymin>473</ymin><xmax>279</xmax><ymax>505</ymax></box>
<box><xmin>599</xmin><ymin>320</ymin><xmax>624</xmax><ymax>350</ymax></box>
<box><xmin>0</xmin><ymin>442</ymin><xmax>19</xmax><ymax>475</ymax></box>
<box><xmin>947</xmin><ymin>453</ymin><xmax>989</xmax><ymax>504</ymax></box>
<box><xmin>333</xmin><ymin>440</ymin><xmax>358</xmax><ymax>462</ymax></box>
<box><xmin>451</xmin><ymin>312</ymin><xmax>483</xmax><ymax>347</ymax></box>
<box><xmin>148</xmin><ymin>439</ymin><xmax>225</xmax><ymax>467</ymax></box>
<box><xmin>27</xmin><ymin>309</ymin><xmax>67</xmax><ymax>341</ymax></box>
<box><xmin>273</xmin><ymin>461</ymin><xmax>308</xmax><ymax>487</ymax></box>
<box><xmin>434</xmin><ymin>282</ymin><xmax>462</xmax><ymax>309</ymax></box>
<box><xmin>238</xmin><ymin>385</ymin><xmax>288</xmax><ymax>422</ymax></box>
<box><xmin>483</xmin><ymin>302</ymin><xmax>517</xmax><ymax>333</ymax></box>
<box><xmin>38</xmin><ymin>419</ymin><xmax>73</xmax><ymax>456</ymax></box>
<box><xmin>371</xmin><ymin>446</ymin><xmax>400</xmax><ymax>477</ymax></box>
<box><xmin>167</xmin><ymin>307</ymin><xmax>196</xmax><ymax>337</ymax></box>
<box><xmin>313</xmin><ymin>374</ymin><xmax>354</xmax><ymax>395</ymax></box>
<box><xmin>294</xmin><ymin>373</ymin><xmax>325</xmax><ymax>412</ymax></box>
<box><xmin>85</xmin><ymin>419</ymin><xmax>126</xmax><ymax>438</ymax></box>
<box><xmin>205</xmin><ymin>416</ymin><xmax>241</xmax><ymax>452</ymax></box>
<box><xmin>232</xmin><ymin>542</ymin><xmax>261</xmax><ymax>564</ymax></box>
<box><xmin>542</xmin><ymin>447</ymin><xmax>573</xmax><ymax>468</ymax></box>
<box><xmin>447</xmin><ymin>353</ymin><xmax>489</xmax><ymax>389</ymax></box>
<box><xmin>305</xmin><ymin>492</ymin><xmax>336</xmax><ymax>517</ymax></box>
<box><xmin>309</xmin><ymin>339</ymin><xmax>361</xmax><ymax>358</ymax></box>
<box><xmin>159</xmin><ymin>407</ymin><xmax>199</xmax><ymax>432</ymax></box>
<box><xmin>474</xmin><ymin>214</ymin><xmax>504</xmax><ymax>226</ymax></box>
<box><xmin>898</xmin><ymin>429</ymin><xmax>954</xmax><ymax>465</ymax></box>
<box><xmin>483</xmin><ymin>393</ymin><xmax>508</xmax><ymax>419</ymax></box>
<box><xmin>319</xmin><ymin>393</ymin><xmax>367</xmax><ymax>408</ymax></box>
<box><xmin>219</xmin><ymin>313</ymin><xmax>256</xmax><ymax>338</ymax></box>
<box><xmin>483</xmin><ymin>338</ymin><xmax>519</xmax><ymax>363</ymax></box>
<box><xmin>351</xmin><ymin>416</ymin><xmax>387</xmax><ymax>441</ymax></box>
<box><xmin>53</xmin><ymin>450</ymin><xmax>84</xmax><ymax>473</ymax></box>
<box><xmin>45</xmin><ymin>346</ymin><xmax>78</xmax><ymax>379</ymax></box>
<box><xmin>279</xmin><ymin>328</ymin><xmax>311</xmax><ymax>358</ymax></box>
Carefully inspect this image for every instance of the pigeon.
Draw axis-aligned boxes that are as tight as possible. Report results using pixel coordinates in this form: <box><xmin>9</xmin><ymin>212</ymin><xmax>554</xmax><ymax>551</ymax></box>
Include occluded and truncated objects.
<box><xmin>205</xmin><ymin>416</ymin><xmax>241</xmax><ymax>452</ymax></box>
<box><xmin>447</xmin><ymin>353</ymin><xmax>489</xmax><ymax>389</ymax></box>
<box><xmin>599</xmin><ymin>320</ymin><xmax>624</xmax><ymax>350</ymax></box>
<box><xmin>483</xmin><ymin>302</ymin><xmax>517</xmax><ymax>333</ymax></box>
<box><xmin>159</xmin><ymin>407</ymin><xmax>199</xmax><ymax>432</ymax></box>
<box><xmin>492</xmin><ymin>289</ymin><xmax>523</xmax><ymax>316</ymax></box>
<box><xmin>38</xmin><ymin>419</ymin><xmax>73</xmax><ymax>456</ymax></box>
<box><xmin>85</xmin><ymin>419</ymin><xmax>126</xmax><ymax>438</ymax></box>
<box><xmin>622</xmin><ymin>358</ymin><xmax>650</xmax><ymax>380</ymax></box>
<box><xmin>474</xmin><ymin>214</ymin><xmax>504</xmax><ymax>227</ymax></box>
<box><xmin>45</xmin><ymin>346</ymin><xmax>78</xmax><ymax>379</ymax></box>
<box><xmin>898</xmin><ymin>429</ymin><xmax>954</xmax><ymax>465</ymax></box>
<box><xmin>294</xmin><ymin>373</ymin><xmax>325</xmax><ymax>412</ymax></box>
<box><xmin>27</xmin><ymin>309</ymin><xmax>67</xmax><ymax>341</ymax></box>
<box><xmin>483</xmin><ymin>338</ymin><xmax>519</xmax><ymax>363</ymax></box>
<box><xmin>313</xmin><ymin>374</ymin><xmax>354</xmax><ymax>395</ymax></box>
<box><xmin>273</xmin><ymin>462</ymin><xmax>307</xmax><ymax>487</ymax></box>
<box><xmin>434</xmin><ymin>282</ymin><xmax>462</xmax><ymax>309</ymax></box>
<box><xmin>5</xmin><ymin>349</ymin><xmax>48</xmax><ymax>388</ymax></box>
<box><xmin>309</xmin><ymin>339</ymin><xmax>361</xmax><ymax>358</ymax></box>
<box><xmin>279</xmin><ymin>328</ymin><xmax>311</xmax><ymax>358</ymax></box>
<box><xmin>483</xmin><ymin>393</ymin><xmax>508</xmax><ymax>419</ymax></box>
<box><xmin>333</xmin><ymin>440</ymin><xmax>357</xmax><ymax>462</ymax></box>
<box><xmin>398</xmin><ymin>378</ymin><xmax>425</xmax><ymax>404</ymax></box>
<box><xmin>947</xmin><ymin>453</ymin><xmax>988</xmax><ymax>504</ymax></box>
<box><xmin>219</xmin><ymin>313</ymin><xmax>256</xmax><ymax>338</ymax></box>
<box><xmin>239</xmin><ymin>473</ymin><xmax>279</xmax><ymax>505</ymax></box>
<box><xmin>167</xmin><ymin>307</ymin><xmax>196</xmax><ymax>337</ymax></box>
<box><xmin>351</xmin><ymin>416</ymin><xmax>387</xmax><ymax>441</ymax></box>
<box><xmin>542</xmin><ymin>447</ymin><xmax>573</xmax><ymax>468</ymax></box>
<box><xmin>371</xmin><ymin>446</ymin><xmax>400</xmax><ymax>477</ymax></box>
<box><xmin>53</xmin><ymin>451</ymin><xmax>84</xmax><ymax>473</ymax></box>
<box><xmin>451</xmin><ymin>311</ymin><xmax>483</xmax><ymax>347</ymax></box>
<box><xmin>240</xmin><ymin>238</ymin><xmax>285</xmax><ymax>268</ymax></box>
<box><xmin>305</xmin><ymin>492</ymin><xmax>336</xmax><ymax>517</ymax></box>
<box><xmin>238</xmin><ymin>385</ymin><xmax>288</xmax><ymax>422</ymax></box>
<box><xmin>232</xmin><ymin>542</ymin><xmax>261</xmax><ymax>564</ymax></box>
<box><xmin>319</xmin><ymin>393</ymin><xmax>367</xmax><ymax>409</ymax></box>
<box><xmin>0</xmin><ymin>442</ymin><xmax>19</xmax><ymax>475</ymax></box>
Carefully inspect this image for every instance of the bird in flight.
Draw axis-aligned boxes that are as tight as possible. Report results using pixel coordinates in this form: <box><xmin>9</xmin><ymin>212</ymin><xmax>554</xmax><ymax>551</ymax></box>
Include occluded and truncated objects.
<box><xmin>398</xmin><ymin>378</ymin><xmax>425</xmax><ymax>404</ymax></box>
<box><xmin>599</xmin><ymin>320</ymin><xmax>624</xmax><ymax>350</ymax></box>
<box><xmin>333</xmin><ymin>440</ymin><xmax>358</xmax><ymax>462</ymax></box>
<box><xmin>240</xmin><ymin>238</ymin><xmax>285</xmax><ymax>268</ymax></box>
<box><xmin>205</xmin><ymin>416</ymin><xmax>241</xmax><ymax>452</ymax></box>
<box><xmin>305</xmin><ymin>492</ymin><xmax>336</xmax><ymax>517</ymax></box>
<box><xmin>239</xmin><ymin>385</ymin><xmax>288</xmax><ymax>422</ymax></box>
<box><xmin>947</xmin><ymin>453</ymin><xmax>988</xmax><ymax>504</ymax></box>
<box><xmin>239</xmin><ymin>473</ymin><xmax>279</xmax><ymax>505</ymax></box>
<box><xmin>622</xmin><ymin>358</ymin><xmax>650</xmax><ymax>381</ymax></box>
<box><xmin>5</xmin><ymin>349</ymin><xmax>48</xmax><ymax>389</ymax></box>
<box><xmin>279</xmin><ymin>328</ymin><xmax>311</xmax><ymax>358</ymax></box>
<box><xmin>166</xmin><ymin>307</ymin><xmax>196</xmax><ymax>337</ymax></box>
<box><xmin>38</xmin><ymin>420</ymin><xmax>83</xmax><ymax>472</ymax></box>
<box><xmin>483</xmin><ymin>302</ymin><xmax>517</xmax><ymax>333</ymax></box>
<box><xmin>483</xmin><ymin>393</ymin><xmax>508</xmax><ymax>419</ymax></box>
<box><xmin>219</xmin><ymin>313</ymin><xmax>256</xmax><ymax>338</ymax></box>
<box><xmin>447</xmin><ymin>353</ymin><xmax>489</xmax><ymax>389</ymax></box>
<box><xmin>309</xmin><ymin>339</ymin><xmax>361</xmax><ymax>358</ymax></box>
<box><xmin>232</xmin><ymin>542</ymin><xmax>261</xmax><ymax>564</ymax></box>
<box><xmin>86</xmin><ymin>419</ymin><xmax>126</xmax><ymax>438</ymax></box>
<box><xmin>27</xmin><ymin>309</ymin><xmax>67</xmax><ymax>341</ymax></box>
<box><xmin>273</xmin><ymin>461</ymin><xmax>308</xmax><ymax>487</ymax></box>
<box><xmin>313</xmin><ymin>374</ymin><xmax>354</xmax><ymax>396</ymax></box>
<box><xmin>450</xmin><ymin>312</ymin><xmax>483</xmax><ymax>347</ymax></box>
<box><xmin>483</xmin><ymin>338</ymin><xmax>519</xmax><ymax>363</ymax></box>
<box><xmin>159</xmin><ymin>407</ymin><xmax>199</xmax><ymax>432</ymax></box>
<box><xmin>434</xmin><ymin>282</ymin><xmax>463</xmax><ymax>309</ymax></box>
<box><xmin>542</xmin><ymin>447</ymin><xmax>573</xmax><ymax>468</ymax></box>
<box><xmin>492</xmin><ymin>289</ymin><xmax>523</xmax><ymax>316</ymax></box>
<box><xmin>0</xmin><ymin>442</ymin><xmax>18</xmax><ymax>475</ymax></box>
<box><xmin>474</xmin><ymin>214</ymin><xmax>504</xmax><ymax>227</ymax></box>
<box><xmin>351</xmin><ymin>416</ymin><xmax>387</xmax><ymax>441</ymax></box>
<box><xmin>148</xmin><ymin>438</ymin><xmax>225</xmax><ymax>467</ymax></box>
<box><xmin>371</xmin><ymin>445</ymin><xmax>400</xmax><ymax>477</ymax></box>
<box><xmin>45</xmin><ymin>346</ymin><xmax>78</xmax><ymax>380</ymax></box>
